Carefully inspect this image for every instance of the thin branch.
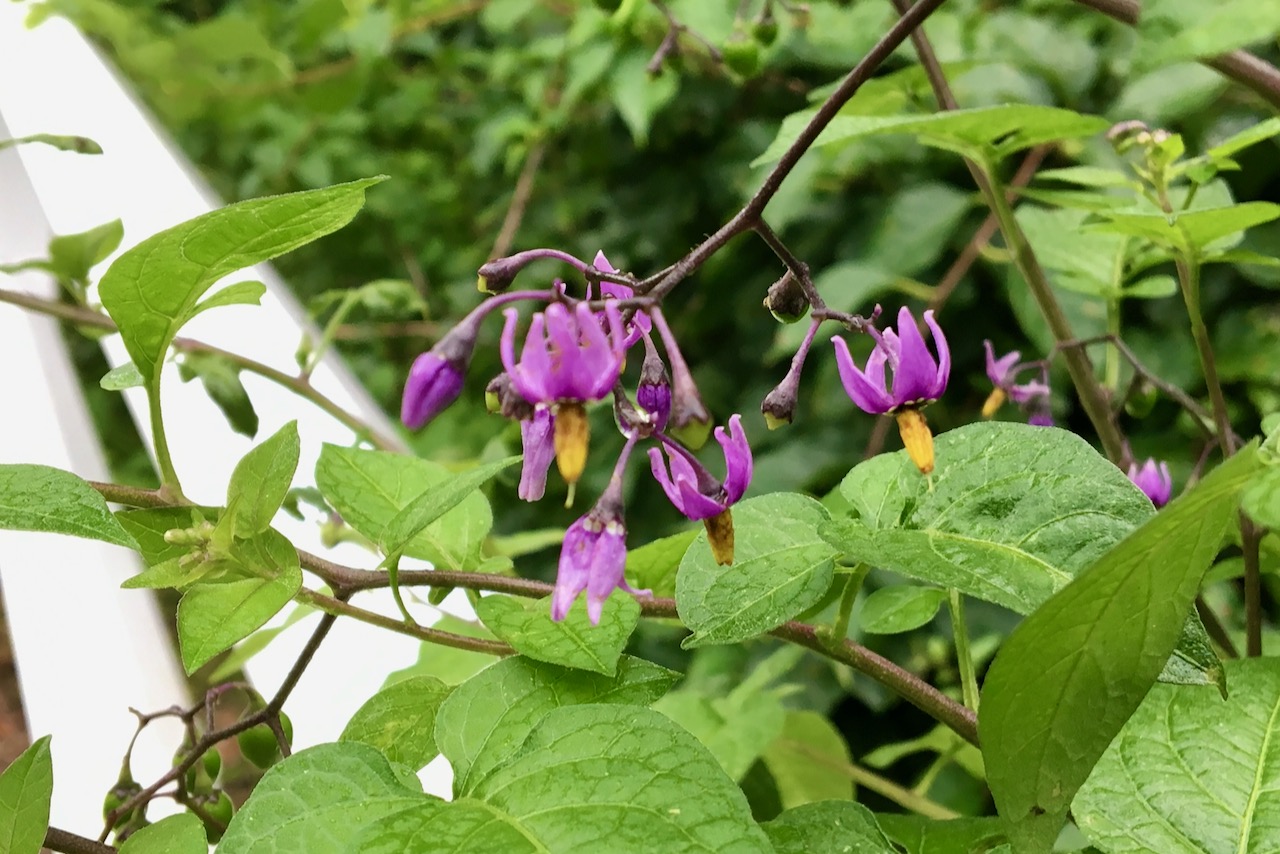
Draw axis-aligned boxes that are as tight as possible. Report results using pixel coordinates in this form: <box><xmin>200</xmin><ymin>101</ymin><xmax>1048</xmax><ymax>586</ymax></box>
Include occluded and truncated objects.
<box><xmin>45</xmin><ymin>828</ymin><xmax>117</xmax><ymax>854</ymax></box>
<box><xmin>293</xmin><ymin>588</ymin><xmax>515</xmax><ymax>656</ymax></box>
<box><xmin>778</xmin><ymin>739</ymin><xmax>961</xmax><ymax>819</ymax></box>
<box><xmin>489</xmin><ymin>140</ymin><xmax>548</xmax><ymax>261</ymax></box>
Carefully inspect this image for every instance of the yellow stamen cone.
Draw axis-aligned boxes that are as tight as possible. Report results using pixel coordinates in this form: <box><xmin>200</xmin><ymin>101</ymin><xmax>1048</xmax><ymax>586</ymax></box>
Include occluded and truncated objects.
<box><xmin>703</xmin><ymin>509</ymin><xmax>735</xmax><ymax>566</ymax></box>
<box><xmin>554</xmin><ymin>402</ymin><xmax>590</xmax><ymax>487</ymax></box>
<box><xmin>981</xmin><ymin>388</ymin><xmax>1006</xmax><ymax>419</ymax></box>
<box><xmin>895</xmin><ymin>408</ymin><xmax>935</xmax><ymax>475</ymax></box>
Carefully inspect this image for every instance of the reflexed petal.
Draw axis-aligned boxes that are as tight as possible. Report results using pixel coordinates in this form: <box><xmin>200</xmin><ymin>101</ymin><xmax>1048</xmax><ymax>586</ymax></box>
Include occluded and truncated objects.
<box><xmin>648</xmin><ymin>446</ymin><xmax>686</xmax><ymax>510</ymax></box>
<box><xmin>512</xmin><ymin>312</ymin><xmax>554</xmax><ymax>402</ymax></box>
<box><xmin>984</xmin><ymin>340</ymin><xmax>1020</xmax><ymax>387</ymax></box>
<box><xmin>518</xmin><ymin>408</ymin><xmax>556</xmax><ymax>501</ymax></box>
<box><xmin>716</xmin><ymin>414</ymin><xmax>753</xmax><ymax>503</ymax></box>
<box><xmin>585</xmin><ymin>522</ymin><xmax>627</xmax><ymax>624</ymax></box>
<box><xmin>593</xmin><ymin>250</ymin><xmax>616</xmax><ymax>273</ymax></box>
<box><xmin>675</xmin><ymin>476</ymin><xmax>726</xmax><ymax>521</ymax></box>
<box><xmin>552</xmin><ymin>518</ymin><xmax>594</xmax><ymax>621</ymax></box>
<box><xmin>832</xmin><ymin>336</ymin><xmax>894</xmax><ymax>414</ymax></box>
<box><xmin>922</xmin><ymin>310</ymin><xmax>950</xmax><ymax>400</ymax></box>
<box><xmin>1008</xmin><ymin>379</ymin><xmax>1050</xmax><ymax>404</ymax></box>
<box><xmin>576</xmin><ymin>302</ymin><xmax>620</xmax><ymax>399</ymax></box>
<box><xmin>889</xmin><ymin>307</ymin><xmax>938</xmax><ymax>406</ymax></box>
<box><xmin>544</xmin><ymin>303</ymin><xmax>584</xmax><ymax>398</ymax></box>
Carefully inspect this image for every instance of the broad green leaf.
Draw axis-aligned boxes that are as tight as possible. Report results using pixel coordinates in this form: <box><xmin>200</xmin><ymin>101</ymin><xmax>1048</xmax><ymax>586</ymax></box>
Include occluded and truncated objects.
<box><xmin>345</xmin><ymin>800</ymin><xmax>535</xmax><ymax>853</ymax></box>
<box><xmin>624</xmin><ymin>527</ymin><xmax>699</xmax><ymax>598</ymax></box>
<box><xmin>100</xmin><ymin>362</ymin><xmax>144</xmax><ymax>391</ymax></box>
<box><xmin>316</xmin><ymin>445</ymin><xmax>490</xmax><ymax>568</ymax></box>
<box><xmin>340</xmin><ymin>676</ymin><xmax>452</xmax><ymax>771</ymax></box>
<box><xmin>380</xmin><ymin>455</ymin><xmax>519</xmax><ymax>556</ymax></box>
<box><xmin>677</xmin><ymin>494</ymin><xmax>837</xmax><ymax>647</ymax></box>
<box><xmin>176</xmin><ymin>528</ymin><xmax>302</xmax><ymax>673</ymax></box>
<box><xmin>654</xmin><ymin>688</ymin><xmax>785</xmax><ymax>781</ymax></box>
<box><xmin>1074</xmin><ymin>658</ymin><xmax>1280</xmax><ymax>854</ymax></box>
<box><xmin>121</xmin><ymin>557</ymin><xmax>199</xmax><ymax>590</ymax></box>
<box><xmin>435</xmin><ymin>655</ymin><xmax>677</xmax><ymax>794</ymax></box>
<box><xmin>1035</xmin><ymin>166</ymin><xmax>1135</xmax><ymax>188</ymax></box>
<box><xmin>1206</xmin><ymin>116</ymin><xmax>1280</xmax><ymax>161</ymax></box>
<box><xmin>763</xmin><ymin>801</ymin><xmax>894</xmax><ymax>854</ymax></box>
<box><xmin>859</xmin><ymin>586</ymin><xmax>947</xmax><ymax>634</ymax></box>
<box><xmin>1242</xmin><ymin>464</ymin><xmax>1280</xmax><ymax>528</ymax></box>
<box><xmin>876</xmin><ymin>814</ymin><xmax>1007</xmax><ymax>853</ymax></box>
<box><xmin>47</xmin><ymin>219</ymin><xmax>123</xmax><ymax>283</ymax></box>
<box><xmin>190</xmin><ymin>280</ymin><xmax>266</xmax><ymax>316</ymax></box>
<box><xmin>1085</xmin><ymin>203</ymin><xmax>1280</xmax><ymax>254</ymax></box>
<box><xmin>176</xmin><ymin>351</ymin><xmax>259</xmax><ymax>438</ymax></box>
<box><xmin>1122</xmin><ymin>275</ymin><xmax>1178</xmax><ymax>299</ymax></box>
<box><xmin>98</xmin><ymin>177</ymin><xmax>383</xmax><ymax>385</ymax></box>
<box><xmin>216</xmin><ymin>742</ymin><xmax>424</xmax><ymax>853</ymax></box>
<box><xmin>224</xmin><ymin>421</ymin><xmax>300</xmax><ymax>538</ymax></box>
<box><xmin>1136</xmin><ymin>0</ymin><xmax>1280</xmax><ymax>72</ymax></box>
<box><xmin>753</xmin><ymin>105</ymin><xmax>1107</xmax><ymax>168</ymax></box>
<box><xmin>609</xmin><ymin>49</ymin><xmax>679</xmax><ymax>147</ymax></box>
<box><xmin>474</xmin><ymin>594</ymin><xmax>640</xmax><ymax>676</ymax></box>
<box><xmin>979</xmin><ymin>445</ymin><xmax>1260</xmax><ymax>852</ymax></box>
<box><xmin>119</xmin><ymin>813</ymin><xmax>207</xmax><ymax>853</ymax></box>
<box><xmin>469</xmin><ymin>705</ymin><xmax>773</xmax><ymax>853</ymax></box>
<box><xmin>0</xmin><ymin>464</ymin><xmax>138</xmax><ymax>549</ymax></box>
<box><xmin>0</xmin><ymin>736</ymin><xmax>52</xmax><ymax>854</ymax></box>
<box><xmin>761</xmin><ymin>711</ymin><xmax>855</xmax><ymax>809</ymax></box>
<box><xmin>0</xmin><ymin>133</ymin><xmax>101</xmax><ymax>154</ymax></box>
<box><xmin>383</xmin><ymin>616</ymin><xmax>499</xmax><ymax>688</ymax></box>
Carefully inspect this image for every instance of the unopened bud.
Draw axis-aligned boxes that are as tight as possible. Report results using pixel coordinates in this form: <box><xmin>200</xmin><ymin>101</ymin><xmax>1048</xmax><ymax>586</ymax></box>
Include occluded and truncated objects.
<box><xmin>761</xmin><ymin>381</ymin><xmax>797</xmax><ymax>430</ymax></box>
<box><xmin>764</xmin><ymin>270</ymin><xmax>809</xmax><ymax>324</ymax></box>
<box><xmin>636</xmin><ymin>339</ymin><xmax>671</xmax><ymax>431</ymax></box>
<box><xmin>477</xmin><ymin>256</ymin><xmax>526</xmax><ymax>294</ymax></box>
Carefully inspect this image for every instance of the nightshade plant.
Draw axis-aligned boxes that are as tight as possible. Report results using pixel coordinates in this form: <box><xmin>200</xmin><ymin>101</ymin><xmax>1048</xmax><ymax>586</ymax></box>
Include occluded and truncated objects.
<box><xmin>3</xmin><ymin>1</ymin><xmax>1280</xmax><ymax>853</ymax></box>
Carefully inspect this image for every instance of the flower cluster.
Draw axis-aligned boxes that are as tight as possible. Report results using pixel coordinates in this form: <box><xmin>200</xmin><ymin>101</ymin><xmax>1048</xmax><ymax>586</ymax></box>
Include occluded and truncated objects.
<box><xmin>400</xmin><ymin>249</ymin><xmax>754</xmax><ymax>623</ymax></box>
<box><xmin>982</xmin><ymin>341</ymin><xmax>1053</xmax><ymax>427</ymax></box>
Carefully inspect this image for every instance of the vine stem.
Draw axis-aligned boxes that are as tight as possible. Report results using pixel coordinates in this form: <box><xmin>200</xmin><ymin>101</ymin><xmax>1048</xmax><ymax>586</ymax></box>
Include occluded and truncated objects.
<box><xmin>778</xmin><ymin>739</ymin><xmax>960</xmax><ymax>819</ymax></box>
<box><xmin>948</xmin><ymin>589</ymin><xmax>979</xmax><ymax>711</ymax></box>
<box><xmin>44</xmin><ymin>828</ymin><xmax>116</xmax><ymax>854</ymax></box>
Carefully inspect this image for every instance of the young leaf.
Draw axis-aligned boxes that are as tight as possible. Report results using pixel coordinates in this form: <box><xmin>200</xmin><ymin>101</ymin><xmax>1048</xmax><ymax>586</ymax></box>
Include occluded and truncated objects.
<box><xmin>176</xmin><ymin>528</ymin><xmax>302</xmax><ymax>673</ymax></box>
<box><xmin>0</xmin><ymin>736</ymin><xmax>53</xmax><ymax>854</ymax></box>
<box><xmin>176</xmin><ymin>351</ymin><xmax>259</xmax><ymax>438</ymax></box>
<box><xmin>474</xmin><ymin>594</ymin><xmax>640</xmax><ymax>676</ymax></box>
<box><xmin>99</xmin><ymin>362</ymin><xmax>144</xmax><ymax>391</ymax></box>
<box><xmin>858</xmin><ymin>585</ymin><xmax>948</xmax><ymax>634</ymax></box>
<box><xmin>216</xmin><ymin>743</ymin><xmax>424</xmax><ymax>853</ymax></box>
<box><xmin>979</xmin><ymin>445</ymin><xmax>1260</xmax><ymax>852</ymax></box>
<box><xmin>0</xmin><ymin>133</ymin><xmax>101</xmax><ymax>154</ymax></box>
<box><xmin>116</xmin><ymin>506</ymin><xmax>219</xmax><ymax>566</ymax></box>
<box><xmin>47</xmin><ymin>219</ymin><xmax>124</xmax><ymax>284</ymax></box>
<box><xmin>0</xmin><ymin>464</ymin><xmax>138</xmax><ymax>549</ymax></box>
<box><xmin>1085</xmin><ymin>202</ymin><xmax>1280</xmax><ymax>254</ymax></box>
<box><xmin>654</xmin><ymin>688</ymin><xmax>786</xmax><ymax>782</ymax></box>
<box><xmin>435</xmin><ymin>655</ymin><xmax>677</xmax><ymax>794</ymax></box>
<box><xmin>98</xmin><ymin>177</ymin><xmax>384</xmax><ymax>387</ymax></box>
<box><xmin>224</xmin><ymin>420</ymin><xmax>300</xmax><ymax>538</ymax></box>
<box><xmin>383</xmin><ymin>616</ymin><xmax>499</xmax><ymax>688</ymax></box>
<box><xmin>762</xmin><ymin>800</ymin><xmax>894</xmax><ymax>854</ymax></box>
<box><xmin>118</xmin><ymin>813</ymin><xmax>207</xmax><ymax>853</ymax></box>
<box><xmin>677</xmin><ymin>494</ymin><xmax>837</xmax><ymax>647</ymax></box>
<box><xmin>761</xmin><ymin>711</ymin><xmax>855</xmax><ymax>809</ymax></box>
<box><xmin>339</xmin><ymin>676</ymin><xmax>452</xmax><ymax>771</ymax></box>
<box><xmin>1135</xmin><ymin>0</ymin><xmax>1280</xmax><ymax>72</ymax></box>
<box><xmin>316</xmin><ymin>445</ymin><xmax>492</xmax><ymax>568</ymax></box>
<box><xmin>189</xmin><ymin>280</ymin><xmax>267</xmax><ymax>318</ymax></box>
<box><xmin>1074</xmin><ymin>658</ymin><xmax>1280</xmax><ymax>854</ymax></box>
<box><xmin>379</xmin><ymin>455</ymin><xmax>520</xmax><ymax>556</ymax></box>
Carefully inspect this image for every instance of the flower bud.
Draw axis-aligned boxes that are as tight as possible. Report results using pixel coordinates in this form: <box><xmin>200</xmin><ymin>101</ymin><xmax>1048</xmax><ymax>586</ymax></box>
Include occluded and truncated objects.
<box><xmin>485</xmin><ymin>373</ymin><xmax>534</xmax><ymax>421</ymax></box>
<box><xmin>763</xmin><ymin>270</ymin><xmax>809</xmax><ymax>324</ymax></box>
<box><xmin>402</xmin><ymin>318</ymin><xmax>478</xmax><ymax>429</ymax></box>
<box><xmin>636</xmin><ymin>338</ymin><xmax>671</xmax><ymax>432</ymax></box>
<box><xmin>761</xmin><ymin>377</ymin><xmax>798</xmax><ymax>430</ymax></box>
<box><xmin>476</xmin><ymin>256</ymin><xmax>525</xmax><ymax>294</ymax></box>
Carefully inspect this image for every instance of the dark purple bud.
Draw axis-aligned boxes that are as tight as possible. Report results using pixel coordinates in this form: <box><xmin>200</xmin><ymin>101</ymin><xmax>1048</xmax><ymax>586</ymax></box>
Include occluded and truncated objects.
<box><xmin>652</xmin><ymin>307</ymin><xmax>712</xmax><ymax>448</ymax></box>
<box><xmin>761</xmin><ymin>376</ymin><xmax>798</xmax><ymax>429</ymax></box>
<box><xmin>1128</xmin><ymin>458</ymin><xmax>1173</xmax><ymax>508</ymax></box>
<box><xmin>636</xmin><ymin>335</ymin><xmax>671</xmax><ymax>432</ymax></box>
<box><xmin>763</xmin><ymin>270</ymin><xmax>809</xmax><ymax>324</ymax></box>
<box><xmin>401</xmin><ymin>318</ymin><xmax>478</xmax><ymax>430</ymax></box>
<box><xmin>477</xmin><ymin>248</ymin><xmax>591</xmax><ymax>294</ymax></box>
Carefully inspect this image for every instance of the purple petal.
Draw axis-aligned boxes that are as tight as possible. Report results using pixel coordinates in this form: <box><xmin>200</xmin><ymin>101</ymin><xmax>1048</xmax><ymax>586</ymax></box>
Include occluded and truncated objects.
<box><xmin>984</xmin><ymin>340</ymin><xmax>1020</xmax><ymax>387</ymax></box>
<box><xmin>543</xmin><ymin>303</ymin><xmax>584</xmax><ymax>399</ymax></box>
<box><xmin>832</xmin><ymin>336</ymin><xmax>894</xmax><ymax>414</ymax></box>
<box><xmin>648</xmin><ymin>447</ymin><xmax>686</xmax><ymax>512</ymax></box>
<box><xmin>888</xmin><ymin>307</ymin><xmax>938</xmax><ymax>407</ymax></box>
<box><xmin>511</xmin><ymin>311</ymin><xmax>555</xmax><ymax>403</ymax></box>
<box><xmin>1028</xmin><ymin>412</ymin><xmax>1054</xmax><ymax>427</ymax></box>
<box><xmin>518</xmin><ymin>408</ymin><xmax>556</xmax><ymax>501</ymax></box>
<box><xmin>716</xmin><ymin>414</ymin><xmax>753</xmax><ymax>503</ymax></box>
<box><xmin>923</xmin><ymin>310</ymin><xmax>950</xmax><ymax>400</ymax></box>
<box><xmin>552</xmin><ymin>518</ymin><xmax>595</xmax><ymax>620</ymax></box>
<box><xmin>585</xmin><ymin>521</ymin><xmax>627</xmax><ymax>624</ymax></box>
<box><xmin>401</xmin><ymin>352</ymin><xmax>464</xmax><ymax>429</ymax></box>
<box><xmin>1009</xmin><ymin>379</ymin><xmax>1051</xmax><ymax>404</ymax></box>
<box><xmin>575</xmin><ymin>302</ymin><xmax>618</xmax><ymax>399</ymax></box>
<box><xmin>593</xmin><ymin>250</ymin><xmax>616</xmax><ymax>273</ymax></box>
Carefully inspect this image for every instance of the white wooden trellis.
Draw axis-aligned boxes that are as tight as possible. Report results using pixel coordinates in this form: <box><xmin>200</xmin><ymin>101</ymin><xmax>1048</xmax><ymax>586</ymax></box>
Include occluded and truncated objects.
<box><xmin>0</xmin><ymin>3</ymin><xmax>466</xmax><ymax>833</ymax></box>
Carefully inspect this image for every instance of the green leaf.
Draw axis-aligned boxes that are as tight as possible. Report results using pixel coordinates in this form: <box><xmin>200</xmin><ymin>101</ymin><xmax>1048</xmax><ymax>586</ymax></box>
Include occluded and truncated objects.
<box><xmin>207</xmin><ymin>602</ymin><xmax>315</xmax><ymax>681</ymax></box>
<box><xmin>859</xmin><ymin>586</ymin><xmax>948</xmax><ymax>634</ymax></box>
<box><xmin>176</xmin><ymin>529</ymin><xmax>302</xmax><ymax>673</ymax></box>
<box><xmin>654</xmin><ymin>688</ymin><xmax>785</xmax><ymax>781</ymax></box>
<box><xmin>623</xmin><ymin>527</ymin><xmax>699</xmax><ymax>598</ymax></box>
<box><xmin>339</xmin><ymin>676</ymin><xmax>452</xmax><ymax>771</ymax></box>
<box><xmin>1242</xmin><ymin>464</ymin><xmax>1280</xmax><ymax>528</ymax></box>
<box><xmin>761</xmin><ymin>711</ymin><xmax>854</xmax><ymax>809</ymax></box>
<box><xmin>863</xmin><ymin>723</ymin><xmax>985</xmax><ymax>781</ymax></box>
<box><xmin>753</xmin><ymin>105</ymin><xmax>1108</xmax><ymax>168</ymax></box>
<box><xmin>474</xmin><ymin>594</ymin><xmax>640</xmax><ymax>676</ymax></box>
<box><xmin>876</xmin><ymin>814</ymin><xmax>1007</xmax><ymax>853</ymax></box>
<box><xmin>609</xmin><ymin>49</ymin><xmax>679</xmax><ymax>147</ymax></box>
<box><xmin>763</xmin><ymin>801</ymin><xmax>894</xmax><ymax>854</ymax></box>
<box><xmin>978</xmin><ymin>445</ymin><xmax>1260</xmax><ymax>852</ymax></box>
<box><xmin>0</xmin><ymin>736</ymin><xmax>52</xmax><ymax>854</ymax></box>
<box><xmin>1122</xmin><ymin>275</ymin><xmax>1178</xmax><ymax>299</ymax></box>
<box><xmin>224</xmin><ymin>421</ymin><xmax>300</xmax><ymax>538</ymax></box>
<box><xmin>98</xmin><ymin>177</ymin><xmax>383</xmax><ymax>386</ymax></box>
<box><xmin>116</xmin><ymin>506</ymin><xmax>218</xmax><ymax>566</ymax></box>
<box><xmin>380</xmin><ymin>455</ymin><xmax>520</xmax><ymax>556</ymax></box>
<box><xmin>0</xmin><ymin>464</ymin><xmax>138</xmax><ymax>549</ymax></box>
<box><xmin>100</xmin><ymin>362</ymin><xmax>144</xmax><ymax>391</ymax></box>
<box><xmin>677</xmin><ymin>494</ymin><xmax>837</xmax><ymax>647</ymax></box>
<box><xmin>1136</xmin><ymin>0</ymin><xmax>1280</xmax><ymax>72</ymax></box>
<box><xmin>0</xmin><ymin>133</ymin><xmax>101</xmax><ymax>154</ymax></box>
<box><xmin>469</xmin><ymin>705</ymin><xmax>773</xmax><ymax>852</ymax></box>
<box><xmin>1085</xmin><ymin>202</ymin><xmax>1280</xmax><ymax>254</ymax></box>
<box><xmin>1206</xmin><ymin>116</ymin><xmax>1280</xmax><ymax>161</ymax></box>
<box><xmin>316</xmin><ymin>445</ymin><xmax>491</xmax><ymax>568</ymax></box>
<box><xmin>1035</xmin><ymin>166</ymin><xmax>1136</xmax><ymax>189</ymax></box>
<box><xmin>47</xmin><ymin>219</ymin><xmax>123</xmax><ymax>283</ymax></box>
<box><xmin>1074</xmin><ymin>658</ymin><xmax>1280</xmax><ymax>854</ymax></box>
<box><xmin>435</xmin><ymin>655</ymin><xmax>677</xmax><ymax>794</ymax></box>
<box><xmin>118</xmin><ymin>813</ymin><xmax>207</xmax><ymax>853</ymax></box>
<box><xmin>383</xmin><ymin>616</ymin><xmax>500</xmax><ymax>688</ymax></box>
<box><xmin>217</xmin><ymin>742</ymin><xmax>424</xmax><ymax>853</ymax></box>
<box><xmin>176</xmin><ymin>351</ymin><xmax>259</xmax><ymax>438</ymax></box>
<box><xmin>190</xmin><ymin>280</ymin><xmax>267</xmax><ymax>317</ymax></box>
<box><xmin>343</xmin><ymin>800</ymin><xmax>534</xmax><ymax>853</ymax></box>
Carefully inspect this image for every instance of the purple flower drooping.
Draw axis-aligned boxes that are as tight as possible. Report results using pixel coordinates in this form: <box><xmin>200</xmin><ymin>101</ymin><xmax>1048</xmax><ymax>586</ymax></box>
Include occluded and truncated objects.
<box><xmin>649</xmin><ymin>414</ymin><xmax>753</xmax><ymax>522</ymax></box>
<box><xmin>401</xmin><ymin>318</ymin><xmax>478</xmax><ymax>429</ymax></box>
<box><xmin>1128</xmin><ymin>458</ymin><xmax>1173</xmax><ymax>508</ymax></box>
<box><xmin>832</xmin><ymin>306</ymin><xmax>950</xmax><ymax>416</ymax></box>
<box><xmin>982</xmin><ymin>341</ymin><xmax>1052</xmax><ymax>426</ymax></box>
<box><xmin>592</xmin><ymin>251</ymin><xmax>651</xmax><ymax>348</ymax></box>
<box><xmin>518</xmin><ymin>407</ymin><xmax>556</xmax><ymax>502</ymax></box>
<box><xmin>500</xmin><ymin>301</ymin><xmax>627</xmax><ymax>406</ymax></box>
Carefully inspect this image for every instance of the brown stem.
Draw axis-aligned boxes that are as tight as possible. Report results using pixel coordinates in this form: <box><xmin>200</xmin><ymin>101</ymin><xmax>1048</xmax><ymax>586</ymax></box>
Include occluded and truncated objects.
<box><xmin>293</xmin><ymin>588</ymin><xmax>514</xmax><ymax>656</ymax></box>
<box><xmin>45</xmin><ymin>828</ymin><xmax>117</xmax><ymax>854</ymax></box>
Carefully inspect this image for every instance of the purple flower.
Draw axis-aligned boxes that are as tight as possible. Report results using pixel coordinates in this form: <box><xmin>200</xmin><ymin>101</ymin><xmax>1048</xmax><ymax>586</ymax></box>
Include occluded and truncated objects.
<box><xmin>1028</xmin><ymin>412</ymin><xmax>1055</xmax><ymax>427</ymax></box>
<box><xmin>984</xmin><ymin>341</ymin><xmax>1050</xmax><ymax>404</ymax></box>
<box><xmin>1128</xmin><ymin>458</ymin><xmax>1173</xmax><ymax>508</ymax></box>
<box><xmin>518</xmin><ymin>407</ymin><xmax>556</xmax><ymax>501</ymax></box>
<box><xmin>401</xmin><ymin>353</ymin><xmax>464</xmax><ymax>429</ymax></box>
<box><xmin>649</xmin><ymin>414</ymin><xmax>753</xmax><ymax>521</ymax></box>
<box><xmin>832</xmin><ymin>306</ymin><xmax>950</xmax><ymax>415</ymax></box>
<box><xmin>592</xmin><ymin>251</ymin><xmax>651</xmax><ymax>347</ymax></box>
<box><xmin>552</xmin><ymin>485</ymin><xmax>647</xmax><ymax>624</ymax></box>
<box><xmin>500</xmin><ymin>301</ymin><xmax>626</xmax><ymax>405</ymax></box>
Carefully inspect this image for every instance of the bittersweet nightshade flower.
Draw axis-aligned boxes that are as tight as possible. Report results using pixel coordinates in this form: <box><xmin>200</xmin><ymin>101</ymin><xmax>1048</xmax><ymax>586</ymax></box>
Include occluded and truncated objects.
<box><xmin>833</xmin><ymin>306</ymin><xmax>950</xmax><ymax>475</ymax></box>
<box><xmin>982</xmin><ymin>341</ymin><xmax>1051</xmax><ymax>421</ymax></box>
<box><xmin>591</xmin><ymin>251</ymin><xmax>651</xmax><ymax>348</ymax></box>
<box><xmin>401</xmin><ymin>317</ymin><xmax>479</xmax><ymax>429</ymax></box>
<box><xmin>519</xmin><ymin>407</ymin><xmax>556</xmax><ymax>502</ymax></box>
<box><xmin>651</xmin><ymin>307</ymin><xmax>712</xmax><ymax>449</ymax></box>
<box><xmin>649</xmin><ymin>414</ymin><xmax>753</xmax><ymax>565</ymax></box>
<box><xmin>1128</xmin><ymin>458</ymin><xmax>1173</xmax><ymax>508</ymax></box>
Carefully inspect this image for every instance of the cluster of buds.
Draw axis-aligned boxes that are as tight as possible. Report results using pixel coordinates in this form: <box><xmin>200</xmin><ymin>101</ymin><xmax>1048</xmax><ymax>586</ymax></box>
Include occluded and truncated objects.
<box><xmin>401</xmin><ymin>249</ymin><xmax>754</xmax><ymax>623</ymax></box>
